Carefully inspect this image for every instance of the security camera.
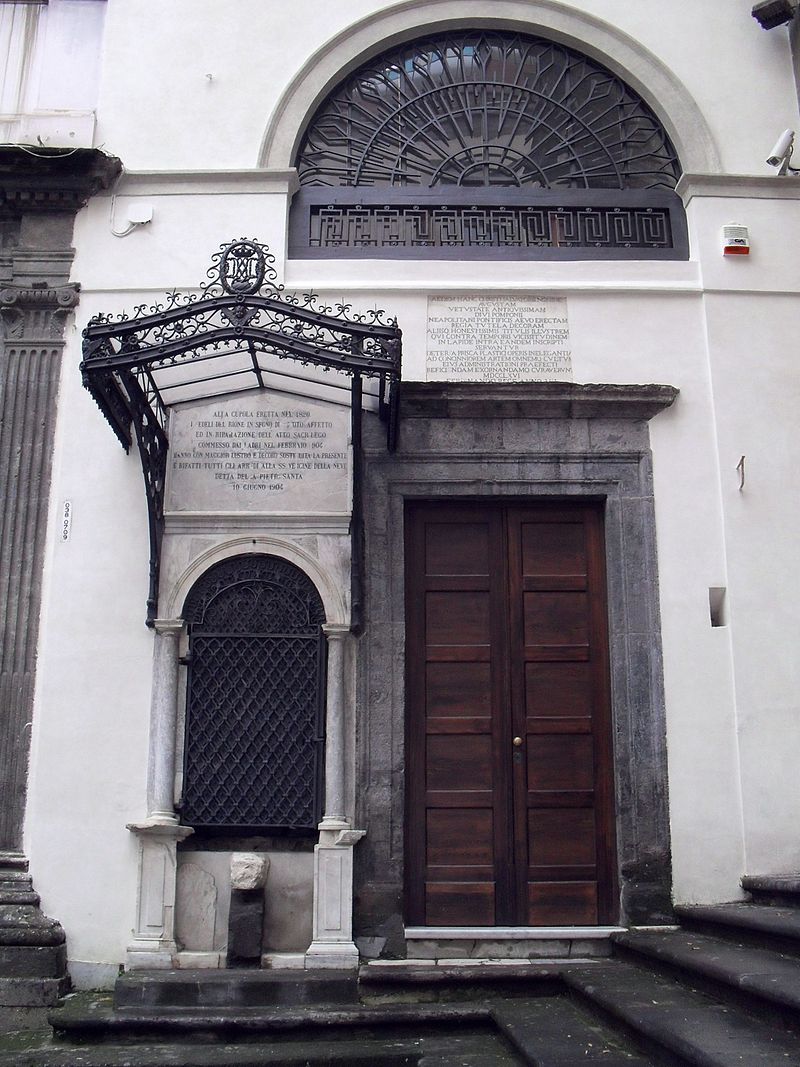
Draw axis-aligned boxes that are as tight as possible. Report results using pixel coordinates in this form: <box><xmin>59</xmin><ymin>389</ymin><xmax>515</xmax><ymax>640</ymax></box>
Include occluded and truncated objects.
<box><xmin>767</xmin><ymin>128</ymin><xmax>795</xmax><ymax>168</ymax></box>
<box><xmin>768</xmin><ymin>129</ymin><xmax>793</xmax><ymax>166</ymax></box>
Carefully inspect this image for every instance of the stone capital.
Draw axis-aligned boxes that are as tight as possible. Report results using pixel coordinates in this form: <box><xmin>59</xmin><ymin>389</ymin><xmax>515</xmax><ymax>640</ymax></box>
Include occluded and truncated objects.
<box><xmin>0</xmin><ymin>284</ymin><xmax>81</xmax><ymax>342</ymax></box>
<box><xmin>152</xmin><ymin>618</ymin><xmax>185</xmax><ymax>638</ymax></box>
<box><xmin>126</xmin><ymin>819</ymin><xmax>194</xmax><ymax>842</ymax></box>
<box><xmin>321</xmin><ymin>622</ymin><xmax>351</xmax><ymax>640</ymax></box>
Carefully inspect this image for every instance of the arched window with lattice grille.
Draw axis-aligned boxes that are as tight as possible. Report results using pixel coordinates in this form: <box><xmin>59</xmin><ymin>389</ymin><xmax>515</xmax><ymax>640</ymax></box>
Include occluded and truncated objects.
<box><xmin>289</xmin><ymin>30</ymin><xmax>687</xmax><ymax>259</ymax></box>
<box><xmin>180</xmin><ymin>555</ymin><xmax>326</xmax><ymax>833</ymax></box>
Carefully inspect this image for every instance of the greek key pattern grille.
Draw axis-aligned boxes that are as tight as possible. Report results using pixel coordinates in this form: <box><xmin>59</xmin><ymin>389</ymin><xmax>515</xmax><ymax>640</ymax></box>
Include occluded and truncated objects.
<box><xmin>182</xmin><ymin>635</ymin><xmax>321</xmax><ymax>829</ymax></box>
<box><xmin>309</xmin><ymin>204</ymin><xmax>673</xmax><ymax>250</ymax></box>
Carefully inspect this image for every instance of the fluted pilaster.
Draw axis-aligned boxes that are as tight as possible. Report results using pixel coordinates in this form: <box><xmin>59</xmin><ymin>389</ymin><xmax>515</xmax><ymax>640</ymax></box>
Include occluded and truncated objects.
<box><xmin>0</xmin><ymin>285</ymin><xmax>79</xmax><ymax>849</ymax></box>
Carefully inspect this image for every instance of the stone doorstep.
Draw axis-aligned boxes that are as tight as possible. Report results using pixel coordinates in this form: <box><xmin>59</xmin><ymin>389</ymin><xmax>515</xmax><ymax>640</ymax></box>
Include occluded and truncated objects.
<box><xmin>359</xmin><ymin>959</ymin><xmax>603</xmax><ymax>987</ymax></box>
<box><xmin>363</xmin><ymin>957</ymin><xmax>604</xmax><ymax>969</ymax></box>
<box><xmin>404</xmin><ymin>926</ymin><xmax>625</xmax><ymax>938</ymax></box>
<box><xmin>403</xmin><ymin>926</ymin><xmax>622</xmax><ymax>961</ymax></box>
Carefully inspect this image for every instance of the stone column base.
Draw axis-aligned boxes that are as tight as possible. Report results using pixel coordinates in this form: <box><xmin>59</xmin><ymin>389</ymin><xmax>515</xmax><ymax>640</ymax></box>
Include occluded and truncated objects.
<box><xmin>0</xmin><ymin>853</ymin><xmax>69</xmax><ymax>1028</ymax></box>
<box><xmin>126</xmin><ymin>820</ymin><xmax>193</xmax><ymax>971</ymax></box>
<box><xmin>304</xmin><ymin>940</ymin><xmax>360</xmax><ymax>970</ymax></box>
<box><xmin>305</xmin><ymin>828</ymin><xmax>365</xmax><ymax>970</ymax></box>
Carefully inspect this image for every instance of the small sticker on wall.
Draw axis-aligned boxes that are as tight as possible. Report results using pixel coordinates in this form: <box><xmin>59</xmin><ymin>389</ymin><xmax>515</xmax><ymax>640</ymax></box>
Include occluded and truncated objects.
<box><xmin>60</xmin><ymin>500</ymin><xmax>72</xmax><ymax>543</ymax></box>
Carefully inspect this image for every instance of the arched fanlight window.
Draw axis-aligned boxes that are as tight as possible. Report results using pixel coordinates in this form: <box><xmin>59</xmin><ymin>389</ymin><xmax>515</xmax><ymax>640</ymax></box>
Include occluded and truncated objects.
<box><xmin>180</xmin><ymin>555</ymin><xmax>326</xmax><ymax>832</ymax></box>
<box><xmin>289</xmin><ymin>31</ymin><xmax>687</xmax><ymax>259</ymax></box>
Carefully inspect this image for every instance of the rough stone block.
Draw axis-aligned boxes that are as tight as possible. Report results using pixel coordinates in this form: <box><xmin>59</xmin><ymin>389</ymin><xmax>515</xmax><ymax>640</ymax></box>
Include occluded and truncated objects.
<box><xmin>230</xmin><ymin>852</ymin><xmax>269</xmax><ymax>891</ymax></box>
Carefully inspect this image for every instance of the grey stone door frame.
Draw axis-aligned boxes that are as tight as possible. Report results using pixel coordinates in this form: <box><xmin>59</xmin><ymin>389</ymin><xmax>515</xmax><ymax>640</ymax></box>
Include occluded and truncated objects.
<box><xmin>356</xmin><ymin>382</ymin><xmax>678</xmax><ymax>948</ymax></box>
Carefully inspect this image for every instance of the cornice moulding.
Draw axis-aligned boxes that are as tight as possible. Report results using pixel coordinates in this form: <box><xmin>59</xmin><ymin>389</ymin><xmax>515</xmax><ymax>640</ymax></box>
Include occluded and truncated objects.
<box><xmin>0</xmin><ymin>147</ymin><xmax>122</xmax><ymax>215</ymax></box>
<box><xmin>400</xmin><ymin>382</ymin><xmax>679</xmax><ymax>421</ymax></box>
<box><xmin>114</xmin><ymin>169</ymin><xmax>300</xmax><ymax>197</ymax></box>
<box><xmin>677</xmin><ymin>173</ymin><xmax>800</xmax><ymax>203</ymax></box>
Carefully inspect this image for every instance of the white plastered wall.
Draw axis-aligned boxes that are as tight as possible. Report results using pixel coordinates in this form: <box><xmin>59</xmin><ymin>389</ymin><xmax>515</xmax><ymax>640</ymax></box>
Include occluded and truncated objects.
<box><xmin>20</xmin><ymin>0</ymin><xmax>800</xmax><ymax>973</ymax></box>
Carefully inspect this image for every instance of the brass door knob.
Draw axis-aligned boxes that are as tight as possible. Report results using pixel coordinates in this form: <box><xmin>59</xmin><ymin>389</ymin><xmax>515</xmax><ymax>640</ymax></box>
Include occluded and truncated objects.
<box><xmin>513</xmin><ymin>736</ymin><xmax>523</xmax><ymax>747</ymax></box>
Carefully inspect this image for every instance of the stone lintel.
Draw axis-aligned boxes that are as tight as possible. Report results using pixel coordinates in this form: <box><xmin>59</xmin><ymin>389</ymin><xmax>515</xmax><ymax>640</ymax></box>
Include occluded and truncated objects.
<box><xmin>400</xmin><ymin>382</ymin><xmax>679</xmax><ymax>422</ymax></box>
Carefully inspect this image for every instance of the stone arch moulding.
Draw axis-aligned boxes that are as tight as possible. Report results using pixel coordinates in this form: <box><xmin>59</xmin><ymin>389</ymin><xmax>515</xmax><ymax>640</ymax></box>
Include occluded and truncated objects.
<box><xmin>164</xmin><ymin>536</ymin><xmax>347</xmax><ymax>626</ymax></box>
<box><xmin>258</xmin><ymin>0</ymin><xmax>721</xmax><ymax>177</ymax></box>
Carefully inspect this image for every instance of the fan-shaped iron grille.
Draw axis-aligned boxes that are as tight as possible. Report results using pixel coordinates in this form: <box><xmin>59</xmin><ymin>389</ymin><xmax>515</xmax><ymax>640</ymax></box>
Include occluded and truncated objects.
<box><xmin>290</xmin><ymin>32</ymin><xmax>686</xmax><ymax>257</ymax></box>
<box><xmin>181</xmin><ymin>555</ymin><xmax>326</xmax><ymax>831</ymax></box>
<box><xmin>296</xmin><ymin>32</ymin><xmax>681</xmax><ymax>191</ymax></box>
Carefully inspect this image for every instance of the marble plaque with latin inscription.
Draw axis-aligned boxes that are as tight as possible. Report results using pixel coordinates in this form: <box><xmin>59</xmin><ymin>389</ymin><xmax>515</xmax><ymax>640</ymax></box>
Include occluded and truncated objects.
<box><xmin>166</xmin><ymin>392</ymin><xmax>351</xmax><ymax>514</ymax></box>
<box><xmin>426</xmin><ymin>295</ymin><xmax>572</xmax><ymax>382</ymax></box>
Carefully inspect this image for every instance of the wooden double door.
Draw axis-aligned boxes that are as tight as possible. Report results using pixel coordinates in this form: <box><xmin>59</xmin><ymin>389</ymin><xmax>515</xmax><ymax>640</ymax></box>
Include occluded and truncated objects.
<box><xmin>405</xmin><ymin>500</ymin><xmax>617</xmax><ymax>927</ymax></box>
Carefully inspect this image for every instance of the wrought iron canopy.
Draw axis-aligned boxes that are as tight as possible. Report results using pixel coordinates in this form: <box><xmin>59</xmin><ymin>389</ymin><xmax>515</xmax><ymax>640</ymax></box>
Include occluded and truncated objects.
<box><xmin>81</xmin><ymin>239</ymin><xmax>402</xmax><ymax>625</ymax></box>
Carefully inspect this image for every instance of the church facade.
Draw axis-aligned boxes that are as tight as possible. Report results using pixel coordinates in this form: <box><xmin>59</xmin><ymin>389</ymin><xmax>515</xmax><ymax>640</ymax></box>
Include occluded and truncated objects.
<box><xmin>2</xmin><ymin>0</ymin><xmax>800</xmax><ymax>989</ymax></box>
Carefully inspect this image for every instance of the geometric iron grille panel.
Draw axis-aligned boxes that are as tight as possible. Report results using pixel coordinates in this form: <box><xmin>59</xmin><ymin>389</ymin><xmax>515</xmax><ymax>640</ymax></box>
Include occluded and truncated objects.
<box><xmin>310</xmin><ymin>204</ymin><xmax>673</xmax><ymax>250</ymax></box>
<box><xmin>297</xmin><ymin>31</ymin><xmax>682</xmax><ymax>191</ymax></box>
<box><xmin>181</xmin><ymin>634</ymin><xmax>323</xmax><ymax>830</ymax></box>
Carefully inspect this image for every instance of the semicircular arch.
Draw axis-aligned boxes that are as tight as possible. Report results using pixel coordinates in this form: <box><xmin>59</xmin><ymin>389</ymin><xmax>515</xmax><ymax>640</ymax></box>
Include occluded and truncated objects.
<box><xmin>259</xmin><ymin>0</ymin><xmax>720</xmax><ymax>177</ymax></box>
<box><xmin>163</xmin><ymin>535</ymin><xmax>347</xmax><ymax>626</ymax></box>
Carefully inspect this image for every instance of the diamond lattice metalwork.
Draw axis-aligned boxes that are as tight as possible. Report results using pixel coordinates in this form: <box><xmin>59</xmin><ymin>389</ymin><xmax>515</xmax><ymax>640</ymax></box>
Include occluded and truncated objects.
<box><xmin>181</xmin><ymin>555</ymin><xmax>325</xmax><ymax>831</ymax></box>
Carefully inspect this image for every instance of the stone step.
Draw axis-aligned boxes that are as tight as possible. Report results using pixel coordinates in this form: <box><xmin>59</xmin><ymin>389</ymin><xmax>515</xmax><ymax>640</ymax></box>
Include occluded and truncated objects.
<box><xmin>675</xmin><ymin>902</ymin><xmax>800</xmax><ymax>955</ymax></box>
<box><xmin>565</xmin><ymin>960</ymin><xmax>800</xmax><ymax>1065</ymax></box>
<box><xmin>743</xmin><ymin>874</ymin><xmax>800</xmax><ymax>907</ymax></box>
<box><xmin>613</xmin><ymin>929</ymin><xmax>800</xmax><ymax>1020</ymax></box>
<box><xmin>113</xmin><ymin>968</ymin><xmax>360</xmax><ymax>1011</ymax></box>
<box><xmin>360</xmin><ymin>958</ymin><xmax>575</xmax><ymax>988</ymax></box>
<box><xmin>43</xmin><ymin>990</ymin><xmax>658</xmax><ymax>1065</ymax></box>
<box><xmin>490</xmin><ymin>995</ymin><xmax>655</xmax><ymax>1066</ymax></box>
<box><xmin>0</xmin><ymin>1034</ymin><xmax>520</xmax><ymax>1066</ymax></box>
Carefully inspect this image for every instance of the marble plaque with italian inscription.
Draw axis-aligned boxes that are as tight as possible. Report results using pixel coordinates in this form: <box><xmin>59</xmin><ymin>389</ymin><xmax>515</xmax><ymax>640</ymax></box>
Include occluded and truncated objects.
<box><xmin>426</xmin><ymin>295</ymin><xmax>572</xmax><ymax>382</ymax></box>
<box><xmin>166</xmin><ymin>392</ymin><xmax>351</xmax><ymax>514</ymax></box>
